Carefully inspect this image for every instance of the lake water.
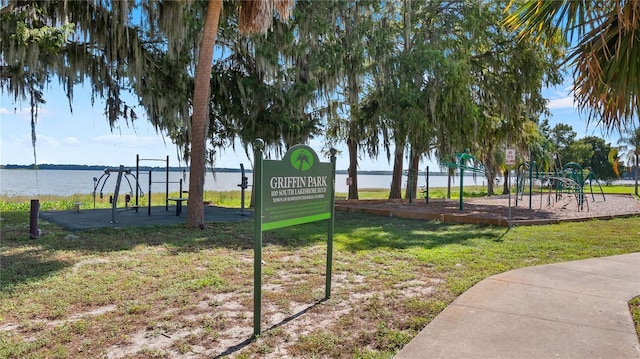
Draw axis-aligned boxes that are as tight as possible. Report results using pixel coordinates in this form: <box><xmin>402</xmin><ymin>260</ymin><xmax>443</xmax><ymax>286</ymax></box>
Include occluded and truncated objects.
<box><xmin>1</xmin><ymin>169</ymin><xmax>633</xmax><ymax>197</ymax></box>
<box><xmin>0</xmin><ymin>168</ymin><xmax>475</xmax><ymax>197</ymax></box>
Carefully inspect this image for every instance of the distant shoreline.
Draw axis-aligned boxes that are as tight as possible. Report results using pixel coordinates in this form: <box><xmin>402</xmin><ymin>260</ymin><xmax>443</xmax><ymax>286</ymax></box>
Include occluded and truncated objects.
<box><xmin>0</xmin><ymin>164</ymin><xmax>450</xmax><ymax>176</ymax></box>
<box><xmin>1</xmin><ymin>164</ymin><xmax>240</xmax><ymax>173</ymax></box>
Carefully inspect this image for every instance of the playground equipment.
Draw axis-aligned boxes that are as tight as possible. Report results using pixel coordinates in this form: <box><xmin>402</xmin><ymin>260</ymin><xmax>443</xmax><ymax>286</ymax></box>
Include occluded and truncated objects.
<box><xmin>92</xmin><ymin>165</ymin><xmax>142</xmax><ymax>223</ymax></box>
<box><xmin>238</xmin><ymin>163</ymin><xmax>250</xmax><ymax>215</ymax></box>
<box><xmin>515</xmin><ymin>161</ymin><xmax>606</xmax><ymax>212</ymax></box>
<box><xmin>166</xmin><ymin>177</ymin><xmax>188</xmax><ymax>216</ymax></box>
<box><xmin>423</xmin><ymin>166</ymin><xmax>431</xmax><ymax>204</ymax></box>
<box><xmin>136</xmin><ymin>155</ymin><xmax>169</xmax><ymax>212</ymax></box>
<box><xmin>582</xmin><ymin>166</ymin><xmax>607</xmax><ymax>203</ymax></box>
<box><xmin>90</xmin><ymin>156</ymin><xmax>254</xmax><ymax>222</ymax></box>
<box><xmin>91</xmin><ymin>155</ymin><xmax>189</xmax><ymax>223</ymax></box>
<box><xmin>134</xmin><ymin>154</ymin><xmax>191</xmax><ymax>216</ymax></box>
<box><xmin>441</xmin><ymin>151</ymin><xmax>486</xmax><ymax>210</ymax></box>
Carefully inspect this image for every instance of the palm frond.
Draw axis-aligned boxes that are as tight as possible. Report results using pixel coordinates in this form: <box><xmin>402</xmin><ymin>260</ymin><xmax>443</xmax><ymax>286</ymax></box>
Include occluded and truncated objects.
<box><xmin>239</xmin><ymin>0</ymin><xmax>293</xmax><ymax>34</ymax></box>
<box><xmin>504</xmin><ymin>0</ymin><xmax>640</xmax><ymax>132</ymax></box>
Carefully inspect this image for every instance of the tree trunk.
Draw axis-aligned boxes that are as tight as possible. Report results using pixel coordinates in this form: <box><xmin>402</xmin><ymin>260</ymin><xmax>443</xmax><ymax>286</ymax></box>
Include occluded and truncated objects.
<box><xmin>404</xmin><ymin>151</ymin><xmax>419</xmax><ymax>200</ymax></box>
<box><xmin>187</xmin><ymin>0</ymin><xmax>222</xmax><ymax>228</ymax></box>
<box><xmin>487</xmin><ymin>173</ymin><xmax>496</xmax><ymax>196</ymax></box>
<box><xmin>486</xmin><ymin>170</ymin><xmax>495</xmax><ymax>196</ymax></box>
<box><xmin>502</xmin><ymin>168</ymin><xmax>510</xmax><ymax>194</ymax></box>
<box><xmin>347</xmin><ymin>136</ymin><xmax>359</xmax><ymax>200</ymax></box>
<box><xmin>389</xmin><ymin>142</ymin><xmax>404</xmax><ymax>199</ymax></box>
<box><xmin>482</xmin><ymin>154</ymin><xmax>495</xmax><ymax>196</ymax></box>
<box><xmin>483</xmin><ymin>160</ymin><xmax>495</xmax><ymax>196</ymax></box>
<box><xmin>345</xmin><ymin>21</ymin><xmax>360</xmax><ymax>201</ymax></box>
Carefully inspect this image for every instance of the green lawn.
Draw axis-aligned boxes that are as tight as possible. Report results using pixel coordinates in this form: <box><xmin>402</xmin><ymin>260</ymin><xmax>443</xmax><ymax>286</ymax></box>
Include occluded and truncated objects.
<box><xmin>1</xmin><ymin>192</ymin><xmax>639</xmax><ymax>358</ymax></box>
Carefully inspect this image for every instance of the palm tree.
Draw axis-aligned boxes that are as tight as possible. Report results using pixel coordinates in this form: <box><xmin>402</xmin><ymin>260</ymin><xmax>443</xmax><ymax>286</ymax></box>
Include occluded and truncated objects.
<box><xmin>187</xmin><ymin>0</ymin><xmax>292</xmax><ymax>228</ymax></box>
<box><xmin>617</xmin><ymin>128</ymin><xmax>640</xmax><ymax>195</ymax></box>
<box><xmin>504</xmin><ymin>1</ymin><xmax>640</xmax><ymax>132</ymax></box>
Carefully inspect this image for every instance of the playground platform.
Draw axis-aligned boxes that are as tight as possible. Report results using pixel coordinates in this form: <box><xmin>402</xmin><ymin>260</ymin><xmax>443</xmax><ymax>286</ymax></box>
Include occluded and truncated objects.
<box><xmin>335</xmin><ymin>194</ymin><xmax>640</xmax><ymax>227</ymax></box>
<box><xmin>40</xmin><ymin>205</ymin><xmax>253</xmax><ymax>231</ymax></box>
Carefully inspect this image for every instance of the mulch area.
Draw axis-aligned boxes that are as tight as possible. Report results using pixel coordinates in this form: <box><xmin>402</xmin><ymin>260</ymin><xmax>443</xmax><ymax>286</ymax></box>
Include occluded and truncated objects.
<box><xmin>335</xmin><ymin>193</ymin><xmax>640</xmax><ymax>226</ymax></box>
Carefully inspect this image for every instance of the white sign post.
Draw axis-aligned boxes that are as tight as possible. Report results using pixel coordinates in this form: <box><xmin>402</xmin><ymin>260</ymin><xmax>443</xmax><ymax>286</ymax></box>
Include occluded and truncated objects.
<box><xmin>505</xmin><ymin>148</ymin><xmax>516</xmax><ymax>166</ymax></box>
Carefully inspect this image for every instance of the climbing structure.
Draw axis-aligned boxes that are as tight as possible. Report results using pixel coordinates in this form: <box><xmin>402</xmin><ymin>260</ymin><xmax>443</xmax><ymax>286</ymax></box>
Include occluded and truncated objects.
<box><xmin>515</xmin><ymin>161</ymin><xmax>605</xmax><ymax>211</ymax></box>
<box><xmin>440</xmin><ymin>151</ymin><xmax>486</xmax><ymax>210</ymax></box>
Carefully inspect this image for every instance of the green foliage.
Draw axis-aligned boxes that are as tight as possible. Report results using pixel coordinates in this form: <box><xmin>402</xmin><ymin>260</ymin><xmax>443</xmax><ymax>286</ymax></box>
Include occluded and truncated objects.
<box><xmin>630</xmin><ymin>296</ymin><xmax>640</xmax><ymax>341</ymax></box>
<box><xmin>564</xmin><ymin>141</ymin><xmax>594</xmax><ymax>167</ymax></box>
<box><xmin>356</xmin><ymin>1</ymin><xmax>565</xmax><ymax>198</ymax></box>
<box><xmin>580</xmin><ymin>136</ymin><xmax>617</xmax><ymax>180</ymax></box>
<box><xmin>10</xmin><ymin>21</ymin><xmax>74</xmax><ymax>53</ymax></box>
<box><xmin>3</xmin><ymin>0</ymin><xmax>571</xmax><ymax>205</ymax></box>
<box><xmin>541</xmin><ymin>123</ymin><xmax>620</xmax><ymax>181</ymax></box>
<box><xmin>374</xmin><ymin>323</ymin><xmax>412</xmax><ymax>351</ymax></box>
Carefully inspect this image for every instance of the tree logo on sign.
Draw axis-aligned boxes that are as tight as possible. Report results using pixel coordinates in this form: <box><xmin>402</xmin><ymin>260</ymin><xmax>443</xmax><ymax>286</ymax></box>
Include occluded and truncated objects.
<box><xmin>291</xmin><ymin>148</ymin><xmax>314</xmax><ymax>171</ymax></box>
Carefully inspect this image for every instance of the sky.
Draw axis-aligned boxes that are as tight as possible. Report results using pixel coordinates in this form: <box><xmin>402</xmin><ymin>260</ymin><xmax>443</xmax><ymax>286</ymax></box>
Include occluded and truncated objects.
<box><xmin>0</xmin><ymin>78</ymin><xmax>621</xmax><ymax>172</ymax></box>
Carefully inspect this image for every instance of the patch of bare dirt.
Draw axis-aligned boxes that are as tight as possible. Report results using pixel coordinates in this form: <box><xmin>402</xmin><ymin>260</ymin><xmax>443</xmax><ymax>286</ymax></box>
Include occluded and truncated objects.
<box><xmin>96</xmin><ymin>272</ymin><xmax>443</xmax><ymax>358</ymax></box>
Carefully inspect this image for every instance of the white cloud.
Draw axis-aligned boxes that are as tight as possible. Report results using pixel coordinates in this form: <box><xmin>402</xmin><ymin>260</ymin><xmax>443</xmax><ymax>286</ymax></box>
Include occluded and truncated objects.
<box><xmin>0</xmin><ymin>106</ymin><xmax>29</xmax><ymax>118</ymax></box>
<box><xmin>37</xmin><ymin>134</ymin><xmax>61</xmax><ymax>146</ymax></box>
<box><xmin>547</xmin><ymin>96</ymin><xmax>575</xmax><ymax>109</ymax></box>
<box><xmin>62</xmin><ymin>137</ymin><xmax>81</xmax><ymax>145</ymax></box>
<box><xmin>0</xmin><ymin>106</ymin><xmax>53</xmax><ymax>122</ymax></box>
<box><xmin>6</xmin><ymin>133</ymin><xmax>57</xmax><ymax>146</ymax></box>
<box><xmin>34</xmin><ymin>107</ymin><xmax>53</xmax><ymax>117</ymax></box>
<box><xmin>91</xmin><ymin>134</ymin><xmax>164</xmax><ymax>147</ymax></box>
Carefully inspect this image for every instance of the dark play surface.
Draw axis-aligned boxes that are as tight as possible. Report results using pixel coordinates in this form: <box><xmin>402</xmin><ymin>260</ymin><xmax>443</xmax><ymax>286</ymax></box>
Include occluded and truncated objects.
<box><xmin>40</xmin><ymin>205</ymin><xmax>253</xmax><ymax>230</ymax></box>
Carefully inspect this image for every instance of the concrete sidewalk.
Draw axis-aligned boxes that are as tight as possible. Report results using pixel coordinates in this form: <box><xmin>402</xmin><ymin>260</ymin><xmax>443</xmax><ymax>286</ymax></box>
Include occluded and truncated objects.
<box><xmin>395</xmin><ymin>253</ymin><xmax>640</xmax><ymax>358</ymax></box>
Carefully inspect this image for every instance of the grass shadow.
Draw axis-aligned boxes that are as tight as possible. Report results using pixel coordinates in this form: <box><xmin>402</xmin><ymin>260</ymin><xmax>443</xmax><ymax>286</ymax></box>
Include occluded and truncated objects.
<box><xmin>214</xmin><ymin>299</ymin><xmax>328</xmax><ymax>358</ymax></box>
<box><xmin>0</xmin><ymin>250</ymin><xmax>69</xmax><ymax>294</ymax></box>
<box><xmin>333</xmin><ymin>212</ymin><xmax>504</xmax><ymax>252</ymax></box>
<box><xmin>1</xmin><ymin>210</ymin><xmax>503</xmax><ymax>289</ymax></box>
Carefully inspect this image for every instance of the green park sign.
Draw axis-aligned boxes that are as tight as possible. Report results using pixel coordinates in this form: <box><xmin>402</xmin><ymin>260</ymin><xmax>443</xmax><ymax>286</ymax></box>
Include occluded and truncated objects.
<box><xmin>261</xmin><ymin>145</ymin><xmax>334</xmax><ymax>231</ymax></box>
<box><xmin>253</xmin><ymin>139</ymin><xmax>336</xmax><ymax>337</ymax></box>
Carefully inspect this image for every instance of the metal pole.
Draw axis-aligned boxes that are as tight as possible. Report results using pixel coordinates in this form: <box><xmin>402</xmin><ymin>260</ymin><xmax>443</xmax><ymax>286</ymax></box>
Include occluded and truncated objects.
<box><xmin>136</xmin><ymin>154</ymin><xmax>139</xmax><ymax>208</ymax></box>
<box><xmin>112</xmin><ymin>165</ymin><xmax>124</xmax><ymax>223</ymax></box>
<box><xmin>326</xmin><ymin>148</ymin><xmax>337</xmax><ymax>299</ymax></box>
<box><xmin>148</xmin><ymin>170</ymin><xmax>152</xmax><ymax>215</ymax></box>
<box><xmin>93</xmin><ymin>177</ymin><xmax>97</xmax><ymax>209</ymax></box>
<box><xmin>515</xmin><ymin>165</ymin><xmax>520</xmax><ymax>207</ymax></box>
<box><xmin>426</xmin><ymin>166</ymin><xmax>429</xmax><ymax>204</ymax></box>
<box><xmin>240</xmin><ymin>163</ymin><xmax>246</xmax><ymax>215</ymax></box>
<box><xmin>459</xmin><ymin>157</ymin><xmax>465</xmax><ymax>210</ymax></box>
<box><xmin>529</xmin><ymin>162</ymin><xmax>533</xmax><ymax>210</ymax></box>
<box><xmin>29</xmin><ymin>199</ymin><xmax>40</xmax><ymax>239</ymax></box>
<box><xmin>165</xmin><ymin>155</ymin><xmax>169</xmax><ymax>211</ymax></box>
<box><xmin>508</xmin><ymin>169</ymin><xmax>512</xmax><ymax>228</ymax></box>
<box><xmin>253</xmin><ymin>139</ymin><xmax>264</xmax><ymax>338</ymax></box>
<box><xmin>579</xmin><ymin>169</ymin><xmax>584</xmax><ymax>210</ymax></box>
